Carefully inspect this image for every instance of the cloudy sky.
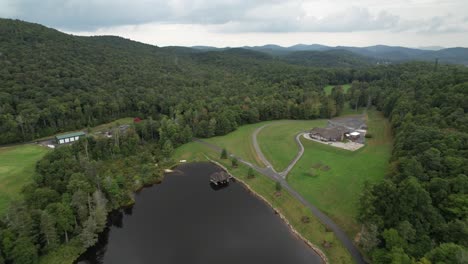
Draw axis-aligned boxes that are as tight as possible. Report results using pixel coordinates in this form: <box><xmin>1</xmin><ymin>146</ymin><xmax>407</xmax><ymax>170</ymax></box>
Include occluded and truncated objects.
<box><xmin>1</xmin><ymin>0</ymin><xmax>468</xmax><ymax>48</ymax></box>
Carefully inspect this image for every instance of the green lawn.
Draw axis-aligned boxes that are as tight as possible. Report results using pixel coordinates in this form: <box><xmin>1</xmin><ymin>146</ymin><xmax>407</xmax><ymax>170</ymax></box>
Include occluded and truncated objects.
<box><xmin>203</xmin><ymin>122</ymin><xmax>270</xmax><ymax>168</ymax></box>
<box><xmin>257</xmin><ymin>120</ymin><xmax>327</xmax><ymax>172</ymax></box>
<box><xmin>172</xmin><ymin>141</ymin><xmax>355</xmax><ymax>263</ymax></box>
<box><xmin>288</xmin><ymin>110</ymin><xmax>392</xmax><ymax>237</ymax></box>
<box><xmin>324</xmin><ymin>84</ymin><xmax>351</xmax><ymax>95</ymax></box>
<box><xmin>0</xmin><ymin>144</ymin><xmax>50</xmax><ymax>215</ymax></box>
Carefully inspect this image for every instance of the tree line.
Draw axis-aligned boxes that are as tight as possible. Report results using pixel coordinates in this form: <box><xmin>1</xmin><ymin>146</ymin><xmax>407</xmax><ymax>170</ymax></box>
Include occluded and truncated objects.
<box><xmin>356</xmin><ymin>63</ymin><xmax>468</xmax><ymax>263</ymax></box>
<box><xmin>0</xmin><ymin>19</ymin><xmax>370</xmax><ymax>145</ymax></box>
<box><xmin>0</xmin><ymin>19</ymin><xmax>467</xmax><ymax>264</ymax></box>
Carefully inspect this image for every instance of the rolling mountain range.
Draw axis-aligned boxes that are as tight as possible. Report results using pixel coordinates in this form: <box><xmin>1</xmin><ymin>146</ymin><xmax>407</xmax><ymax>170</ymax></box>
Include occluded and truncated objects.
<box><xmin>193</xmin><ymin>44</ymin><xmax>468</xmax><ymax>66</ymax></box>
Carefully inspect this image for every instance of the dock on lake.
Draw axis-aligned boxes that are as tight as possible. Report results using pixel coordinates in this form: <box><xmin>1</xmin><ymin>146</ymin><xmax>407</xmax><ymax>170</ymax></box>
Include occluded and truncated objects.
<box><xmin>210</xmin><ymin>171</ymin><xmax>232</xmax><ymax>185</ymax></box>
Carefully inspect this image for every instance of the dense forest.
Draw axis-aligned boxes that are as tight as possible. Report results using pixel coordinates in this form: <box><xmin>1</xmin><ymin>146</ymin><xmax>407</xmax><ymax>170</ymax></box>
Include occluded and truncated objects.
<box><xmin>355</xmin><ymin>64</ymin><xmax>468</xmax><ymax>263</ymax></box>
<box><xmin>0</xmin><ymin>126</ymin><xmax>183</xmax><ymax>263</ymax></box>
<box><xmin>0</xmin><ymin>19</ymin><xmax>365</xmax><ymax>145</ymax></box>
<box><xmin>0</xmin><ymin>19</ymin><xmax>467</xmax><ymax>264</ymax></box>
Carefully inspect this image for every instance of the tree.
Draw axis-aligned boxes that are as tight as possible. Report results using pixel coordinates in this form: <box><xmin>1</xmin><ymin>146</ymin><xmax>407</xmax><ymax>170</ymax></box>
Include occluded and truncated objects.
<box><xmin>383</xmin><ymin>228</ymin><xmax>407</xmax><ymax>250</ymax></box>
<box><xmin>389</xmin><ymin>247</ymin><xmax>412</xmax><ymax>264</ymax></box>
<box><xmin>275</xmin><ymin>181</ymin><xmax>282</xmax><ymax>192</ymax></box>
<box><xmin>162</xmin><ymin>140</ymin><xmax>174</xmax><ymax>158</ymax></box>
<box><xmin>10</xmin><ymin>236</ymin><xmax>38</xmax><ymax>264</ymax></box>
<box><xmin>247</xmin><ymin>167</ymin><xmax>255</xmax><ymax>179</ymax></box>
<box><xmin>92</xmin><ymin>190</ymin><xmax>108</xmax><ymax>231</ymax></box>
<box><xmin>231</xmin><ymin>157</ymin><xmax>239</xmax><ymax>168</ymax></box>
<box><xmin>425</xmin><ymin>243</ymin><xmax>466</xmax><ymax>264</ymax></box>
<box><xmin>40</xmin><ymin>211</ymin><xmax>59</xmax><ymax>251</ymax></box>
<box><xmin>220</xmin><ymin>148</ymin><xmax>228</xmax><ymax>159</ymax></box>
<box><xmin>46</xmin><ymin>203</ymin><xmax>74</xmax><ymax>243</ymax></box>
<box><xmin>79</xmin><ymin>216</ymin><xmax>98</xmax><ymax>248</ymax></box>
<box><xmin>359</xmin><ymin>223</ymin><xmax>380</xmax><ymax>253</ymax></box>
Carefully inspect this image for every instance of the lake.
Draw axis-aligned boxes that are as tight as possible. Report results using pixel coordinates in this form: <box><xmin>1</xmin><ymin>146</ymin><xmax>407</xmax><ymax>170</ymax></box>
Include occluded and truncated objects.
<box><xmin>77</xmin><ymin>162</ymin><xmax>322</xmax><ymax>264</ymax></box>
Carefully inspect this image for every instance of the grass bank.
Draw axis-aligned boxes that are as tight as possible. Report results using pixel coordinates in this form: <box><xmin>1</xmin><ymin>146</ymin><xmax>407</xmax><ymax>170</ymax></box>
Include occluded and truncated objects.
<box><xmin>287</xmin><ymin>110</ymin><xmax>392</xmax><ymax>237</ymax></box>
<box><xmin>0</xmin><ymin>144</ymin><xmax>49</xmax><ymax>215</ymax></box>
<box><xmin>257</xmin><ymin>120</ymin><xmax>326</xmax><ymax>172</ymax></box>
<box><xmin>173</xmin><ymin>141</ymin><xmax>355</xmax><ymax>263</ymax></box>
<box><xmin>202</xmin><ymin>122</ymin><xmax>270</xmax><ymax>168</ymax></box>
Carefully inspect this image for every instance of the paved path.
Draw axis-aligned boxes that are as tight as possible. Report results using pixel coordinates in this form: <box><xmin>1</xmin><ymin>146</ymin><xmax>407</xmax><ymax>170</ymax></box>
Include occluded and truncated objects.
<box><xmin>194</xmin><ymin>134</ymin><xmax>367</xmax><ymax>264</ymax></box>
<box><xmin>279</xmin><ymin>132</ymin><xmax>306</xmax><ymax>178</ymax></box>
<box><xmin>252</xmin><ymin>126</ymin><xmax>276</xmax><ymax>171</ymax></box>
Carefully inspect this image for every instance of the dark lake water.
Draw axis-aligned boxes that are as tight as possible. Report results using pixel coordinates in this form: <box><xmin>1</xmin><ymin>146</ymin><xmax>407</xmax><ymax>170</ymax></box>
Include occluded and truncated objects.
<box><xmin>77</xmin><ymin>162</ymin><xmax>322</xmax><ymax>264</ymax></box>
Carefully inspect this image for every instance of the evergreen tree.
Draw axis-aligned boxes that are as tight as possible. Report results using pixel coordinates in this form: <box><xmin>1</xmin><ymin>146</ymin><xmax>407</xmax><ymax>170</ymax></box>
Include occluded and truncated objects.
<box><xmin>220</xmin><ymin>148</ymin><xmax>228</xmax><ymax>159</ymax></box>
<box><xmin>40</xmin><ymin>211</ymin><xmax>59</xmax><ymax>251</ymax></box>
<box><xmin>231</xmin><ymin>157</ymin><xmax>239</xmax><ymax>168</ymax></box>
<box><xmin>275</xmin><ymin>182</ymin><xmax>282</xmax><ymax>192</ymax></box>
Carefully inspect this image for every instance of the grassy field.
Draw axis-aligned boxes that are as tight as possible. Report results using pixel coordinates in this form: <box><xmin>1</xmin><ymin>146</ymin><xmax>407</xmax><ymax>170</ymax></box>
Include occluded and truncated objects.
<box><xmin>0</xmin><ymin>117</ymin><xmax>133</xmax><ymax>215</ymax></box>
<box><xmin>0</xmin><ymin>144</ymin><xmax>49</xmax><ymax>215</ymax></box>
<box><xmin>202</xmin><ymin>122</ymin><xmax>270</xmax><ymax>168</ymax></box>
<box><xmin>324</xmin><ymin>84</ymin><xmax>351</xmax><ymax>95</ymax></box>
<box><xmin>288</xmin><ymin>110</ymin><xmax>392</xmax><ymax>237</ymax></box>
<box><xmin>257</xmin><ymin>120</ymin><xmax>326</xmax><ymax>171</ymax></box>
<box><xmin>173</xmin><ymin>142</ymin><xmax>355</xmax><ymax>263</ymax></box>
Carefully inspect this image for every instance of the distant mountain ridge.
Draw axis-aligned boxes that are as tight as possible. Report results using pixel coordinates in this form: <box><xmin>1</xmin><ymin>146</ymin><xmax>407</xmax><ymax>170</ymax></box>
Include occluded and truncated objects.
<box><xmin>192</xmin><ymin>44</ymin><xmax>468</xmax><ymax>65</ymax></box>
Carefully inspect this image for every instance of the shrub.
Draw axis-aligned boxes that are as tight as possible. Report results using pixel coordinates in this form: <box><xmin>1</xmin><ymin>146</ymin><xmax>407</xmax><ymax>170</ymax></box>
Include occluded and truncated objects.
<box><xmin>220</xmin><ymin>148</ymin><xmax>228</xmax><ymax>159</ymax></box>
<box><xmin>247</xmin><ymin>168</ymin><xmax>255</xmax><ymax>179</ymax></box>
<box><xmin>231</xmin><ymin>157</ymin><xmax>239</xmax><ymax>167</ymax></box>
<box><xmin>275</xmin><ymin>181</ymin><xmax>282</xmax><ymax>192</ymax></box>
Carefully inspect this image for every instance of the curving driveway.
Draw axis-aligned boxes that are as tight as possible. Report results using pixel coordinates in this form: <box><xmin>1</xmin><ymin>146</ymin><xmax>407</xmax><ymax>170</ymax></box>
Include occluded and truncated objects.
<box><xmin>194</xmin><ymin>127</ymin><xmax>367</xmax><ymax>264</ymax></box>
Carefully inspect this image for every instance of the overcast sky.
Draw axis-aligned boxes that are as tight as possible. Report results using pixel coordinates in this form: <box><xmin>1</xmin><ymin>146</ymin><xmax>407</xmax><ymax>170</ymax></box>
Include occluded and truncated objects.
<box><xmin>1</xmin><ymin>0</ymin><xmax>468</xmax><ymax>48</ymax></box>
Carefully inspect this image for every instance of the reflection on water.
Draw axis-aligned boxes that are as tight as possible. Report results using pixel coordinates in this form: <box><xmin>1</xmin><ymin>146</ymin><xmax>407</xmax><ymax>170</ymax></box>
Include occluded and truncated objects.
<box><xmin>77</xmin><ymin>162</ymin><xmax>321</xmax><ymax>264</ymax></box>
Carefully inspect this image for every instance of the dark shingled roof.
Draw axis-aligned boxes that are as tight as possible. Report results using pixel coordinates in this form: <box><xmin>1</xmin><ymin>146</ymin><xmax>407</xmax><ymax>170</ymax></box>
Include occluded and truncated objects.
<box><xmin>210</xmin><ymin>171</ymin><xmax>230</xmax><ymax>182</ymax></box>
<box><xmin>310</xmin><ymin>126</ymin><xmax>349</xmax><ymax>141</ymax></box>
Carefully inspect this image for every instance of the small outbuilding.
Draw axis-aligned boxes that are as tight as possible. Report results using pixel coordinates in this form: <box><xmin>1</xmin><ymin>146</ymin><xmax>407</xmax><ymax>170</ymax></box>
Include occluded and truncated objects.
<box><xmin>344</xmin><ymin>131</ymin><xmax>361</xmax><ymax>141</ymax></box>
<box><xmin>56</xmin><ymin>131</ymin><xmax>86</xmax><ymax>145</ymax></box>
<box><xmin>210</xmin><ymin>171</ymin><xmax>232</xmax><ymax>185</ymax></box>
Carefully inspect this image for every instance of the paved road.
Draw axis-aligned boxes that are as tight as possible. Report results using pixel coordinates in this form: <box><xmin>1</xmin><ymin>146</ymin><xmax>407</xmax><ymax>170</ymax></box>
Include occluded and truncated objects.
<box><xmin>194</xmin><ymin>135</ymin><xmax>367</xmax><ymax>264</ymax></box>
<box><xmin>279</xmin><ymin>132</ymin><xmax>306</xmax><ymax>178</ymax></box>
<box><xmin>252</xmin><ymin>125</ymin><xmax>276</xmax><ymax>171</ymax></box>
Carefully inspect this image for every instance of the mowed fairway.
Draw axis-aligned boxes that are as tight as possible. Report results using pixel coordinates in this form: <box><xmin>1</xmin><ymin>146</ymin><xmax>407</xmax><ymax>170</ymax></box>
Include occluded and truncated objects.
<box><xmin>288</xmin><ymin>110</ymin><xmax>392</xmax><ymax>237</ymax></box>
<box><xmin>0</xmin><ymin>144</ymin><xmax>49</xmax><ymax>214</ymax></box>
<box><xmin>324</xmin><ymin>84</ymin><xmax>351</xmax><ymax>95</ymax></box>
<box><xmin>257</xmin><ymin>120</ymin><xmax>327</xmax><ymax>171</ymax></box>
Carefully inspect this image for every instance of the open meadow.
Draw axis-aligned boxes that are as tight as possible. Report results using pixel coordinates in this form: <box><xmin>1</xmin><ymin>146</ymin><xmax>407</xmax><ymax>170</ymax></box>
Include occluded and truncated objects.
<box><xmin>172</xmin><ymin>141</ymin><xmax>355</xmax><ymax>264</ymax></box>
<box><xmin>257</xmin><ymin>120</ymin><xmax>326</xmax><ymax>171</ymax></box>
<box><xmin>287</xmin><ymin>111</ymin><xmax>392</xmax><ymax>237</ymax></box>
<box><xmin>202</xmin><ymin>122</ymin><xmax>269</xmax><ymax>168</ymax></box>
<box><xmin>0</xmin><ymin>144</ymin><xmax>50</xmax><ymax>215</ymax></box>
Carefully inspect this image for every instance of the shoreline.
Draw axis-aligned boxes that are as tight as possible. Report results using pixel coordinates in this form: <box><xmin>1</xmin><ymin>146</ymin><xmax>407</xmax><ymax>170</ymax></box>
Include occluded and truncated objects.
<box><xmin>72</xmin><ymin>159</ymin><xmax>328</xmax><ymax>264</ymax></box>
<box><xmin>206</xmin><ymin>158</ymin><xmax>329</xmax><ymax>264</ymax></box>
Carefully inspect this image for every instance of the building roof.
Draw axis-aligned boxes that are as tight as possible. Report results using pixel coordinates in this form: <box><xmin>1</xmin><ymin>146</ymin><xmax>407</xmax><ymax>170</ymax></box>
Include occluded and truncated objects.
<box><xmin>56</xmin><ymin>131</ymin><xmax>86</xmax><ymax>140</ymax></box>
<box><xmin>310</xmin><ymin>126</ymin><xmax>348</xmax><ymax>140</ymax></box>
<box><xmin>210</xmin><ymin>171</ymin><xmax>230</xmax><ymax>182</ymax></box>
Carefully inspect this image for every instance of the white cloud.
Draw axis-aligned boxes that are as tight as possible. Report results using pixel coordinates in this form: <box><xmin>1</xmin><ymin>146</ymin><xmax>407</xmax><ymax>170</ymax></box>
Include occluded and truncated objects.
<box><xmin>1</xmin><ymin>0</ymin><xmax>468</xmax><ymax>46</ymax></box>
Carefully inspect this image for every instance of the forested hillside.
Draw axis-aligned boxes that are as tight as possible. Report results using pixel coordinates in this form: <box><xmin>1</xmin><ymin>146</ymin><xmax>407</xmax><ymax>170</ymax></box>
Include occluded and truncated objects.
<box><xmin>0</xmin><ymin>19</ymin><xmax>362</xmax><ymax>145</ymax></box>
<box><xmin>283</xmin><ymin>49</ymin><xmax>374</xmax><ymax>68</ymax></box>
<box><xmin>353</xmin><ymin>64</ymin><xmax>468</xmax><ymax>263</ymax></box>
<box><xmin>0</xmin><ymin>19</ymin><xmax>467</xmax><ymax>264</ymax></box>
